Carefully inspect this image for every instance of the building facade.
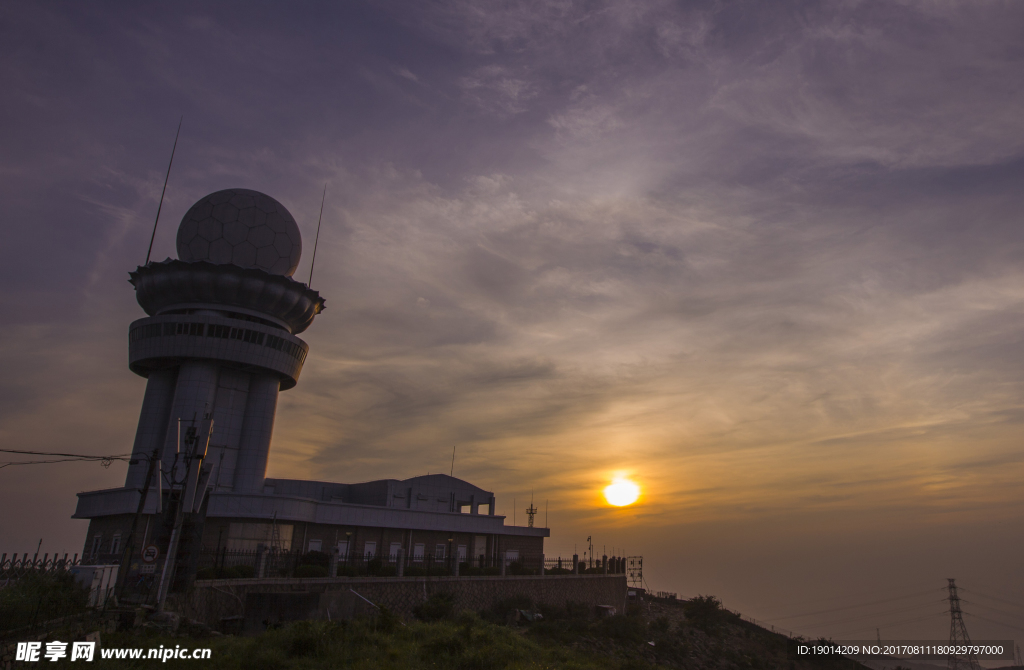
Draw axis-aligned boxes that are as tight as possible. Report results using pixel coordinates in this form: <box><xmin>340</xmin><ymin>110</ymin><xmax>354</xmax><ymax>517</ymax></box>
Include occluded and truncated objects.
<box><xmin>73</xmin><ymin>188</ymin><xmax>547</xmax><ymax>584</ymax></box>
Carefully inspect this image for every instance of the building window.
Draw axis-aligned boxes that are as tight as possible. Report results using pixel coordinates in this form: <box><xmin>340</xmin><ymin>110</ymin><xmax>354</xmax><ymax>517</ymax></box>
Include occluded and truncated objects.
<box><xmin>91</xmin><ymin>535</ymin><xmax>103</xmax><ymax>557</ymax></box>
<box><xmin>458</xmin><ymin>545</ymin><xmax>467</xmax><ymax>562</ymax></box>
<box><xmin>478</xmin><ymin>503</ymin><xmax>490</xmax><ymax>515</ymax></box>
<box><xmin>110</xmin><ymin>533</ymin><xmax>121</xmax><ymax>555</ymax></box>
<box><xmin>413</xmin><ymin>543</ymin><xmax>425</xmax><ymax>562</ymax></box>
<box><xmin>308</xmin><ymin>539</ymin><xmax>322</xmax><ymax>553</ymax></box>
<box><xmin>364</xmin><ymin>541</ymin><xmax>377</xmax><ymax>559</ymax></box>
<box><xmin>389</xmin><ymin>542</ymin><xmax>402</xmax><ymax>561</ymax></box>
<box><xmin>225</xmin><ymin>522</ymin><xmax>294</xmax><ymax>551</ymax></box>
<box><xmin>435</xmin><ymin>544</ymin><xmax>446</xmax><ymax>560</ymax></box>
<box><xmin>460</xmin><ymin>504</ymin><xmax>472</xmax><ymax>514</ymax></box>
<box><xmin>504</xmin><ymin>549</ymin><xmax>519</xmax><ymax>565</ymax></box>
<box><xmin>337</xmin><ymin>540</ymin><xmax>349</xmax><ymax>558</ymax></box>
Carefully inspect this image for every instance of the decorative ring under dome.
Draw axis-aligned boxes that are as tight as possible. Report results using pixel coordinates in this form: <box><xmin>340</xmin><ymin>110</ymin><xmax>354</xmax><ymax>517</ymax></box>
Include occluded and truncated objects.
<box><xmin>130</xmin><ymin>260</ymin><xmax>325</xmax><ymax>334</ymax></box>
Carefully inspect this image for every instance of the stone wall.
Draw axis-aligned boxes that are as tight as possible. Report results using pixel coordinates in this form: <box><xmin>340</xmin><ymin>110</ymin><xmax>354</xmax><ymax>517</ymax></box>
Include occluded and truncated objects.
<box><xmin>170</xmin><ymin>574</ymin><xmax>627</xmax><ymax>632</ymax></box>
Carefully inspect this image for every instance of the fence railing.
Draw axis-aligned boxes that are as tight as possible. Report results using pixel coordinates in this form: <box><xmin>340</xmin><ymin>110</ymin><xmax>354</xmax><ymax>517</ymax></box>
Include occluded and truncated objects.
<box><xmin>543</xmin><ymin>555</ymin><xmax>630</xmax><ymax>575</ymax></box>
<box><xmin>0</xmin><ymin>552</ymin><xmax>89</xmax><ymax>634</ymax></box>
<box><xmin>194</xmin><ymin>548</ymin><xmax>549</xmax><ymax>579</ymax></box>
<box><xmin>0</xmin><ymin>553</ymin><xmax>81</xmax><ymax>583</ymax></box>
<box><xmin>729</xmin><ymin>609</ymin><xmax>800</xmax><ymax>639</ymax></box>
<box><xmin>192</xmin><ymin>550</ymin><xmax>640</xmax><ymax>580</ymax></box>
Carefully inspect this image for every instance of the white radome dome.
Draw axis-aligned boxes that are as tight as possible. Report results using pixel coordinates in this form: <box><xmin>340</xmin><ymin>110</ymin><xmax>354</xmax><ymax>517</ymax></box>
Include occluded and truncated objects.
<box><xmin>176</xmin><ymin>188</ymin><xmax>302</xmax><ymax>276</ymax></box>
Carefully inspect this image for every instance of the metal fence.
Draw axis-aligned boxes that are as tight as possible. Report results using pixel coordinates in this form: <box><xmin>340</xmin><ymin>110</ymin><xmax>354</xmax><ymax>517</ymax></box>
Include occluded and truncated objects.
<box><xmin>190</xmin><ymin>549</ymin><xmax>635</xmax><ymax>580</ymax></box>
<box><xmin>0</xmin><ymin>553</ymin><xmax>82</xmax><ymax>584</ymax></box>
<box><xmin>0</xmin><ymin>552</ymin><xmax>88</xmax><ymax>635</ymax></box>
<box><xmin>195</xmin><ymin>549</ymin><xmax>633</xmax><ymax>579</ymax></box>
<box><xmin>543</xmin><ymin>555</ymin><xmax>631</xmax><ymax>575</ymax></box>
<box><xmin>195</xmin><ymin>548</ymin><xmax>538</xmax><ymax>578</ymax></box>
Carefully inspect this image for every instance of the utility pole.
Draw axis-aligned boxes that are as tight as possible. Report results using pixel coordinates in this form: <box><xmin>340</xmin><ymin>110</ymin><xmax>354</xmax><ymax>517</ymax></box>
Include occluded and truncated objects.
<box><xmin>946</xmin><ymin>578</ymin><xmax>981</xmax><ymax>670</ymax></box>
<box><xmin>154</xmin><ymin>415</ymin><xmax>213</xmax><ymax>613</ymax></box>
<box><xmin>115</xmin><ymin>447</ymin><xmax>159</xmax><ymax>603</ymax></box>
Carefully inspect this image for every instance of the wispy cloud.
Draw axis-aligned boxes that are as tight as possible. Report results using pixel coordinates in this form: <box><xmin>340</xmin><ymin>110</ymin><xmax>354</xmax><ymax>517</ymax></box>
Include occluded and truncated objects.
<box><xmin>1</xmin><ymin>0</ymin><xmax>1023</xmax><ymax>633</ymax></box>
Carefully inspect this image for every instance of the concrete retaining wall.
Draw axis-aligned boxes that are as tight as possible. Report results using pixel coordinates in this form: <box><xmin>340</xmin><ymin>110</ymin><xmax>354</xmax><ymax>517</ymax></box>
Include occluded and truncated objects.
<box><xmin>170</xmin><ymin>574</ymin><xmax>627</xmax><ymax>631</ymax></box>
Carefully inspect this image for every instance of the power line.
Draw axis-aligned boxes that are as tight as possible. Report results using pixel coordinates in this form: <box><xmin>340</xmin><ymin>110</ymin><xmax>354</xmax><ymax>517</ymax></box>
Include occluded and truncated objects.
<box><xmin>760</xmin><ymin>578</ymin><xmax>943</xmax><ymax>612</ymax></box>
<box><xmin>962</xmin><ymin>599</ymin><xmax>1024</xmax><ymax>621</ymax></box>
<box><xmin>796</xmin><ymin>600</ymin><xmax>947</xmax><ymax>631</ymax></box>
<box><xmin>962</xmin><ymin>611</ymin><xmax>1024</xmax><ymax>634</ymax></box>
<box><xmin>960</xmin><ymin>588</ymin><xmax>1024</xmax><ymax>611</ymax></box>
<box><xmin>0</xmin><ymin>448</ymin><xmax>132</xmax><ymax>470</ymax></box>
<box><xmin>768</xmin><ymin>588</ymin><xmax>942</xmax><ymax>621</ymax></box>
<box><xmin>1</xmin><ymin>458</ymin><xmax>112</xmax><ymax>469</ymax></box>
<box><xmin>832</xmin><ymin>611</ymin><xmax>949</xmax><ymax>639</ymax></box>
<box><xmin>0</xmin><ymin>448</ymin><xmax>131</xmax><ymax>459</ymax></box>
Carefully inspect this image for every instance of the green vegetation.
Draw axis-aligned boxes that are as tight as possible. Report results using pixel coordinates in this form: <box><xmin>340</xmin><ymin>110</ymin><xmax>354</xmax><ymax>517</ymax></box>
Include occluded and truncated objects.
<box><xmin>71</xmin><ymin>616</ymin><xmax>627</xmax><ymax>669</ymax></box>
<box><xmin>31</xmin><ymin>593</ymin><xmax>870</xmax><ymax>670</ymax></box>
<box><xmin>0</xmin><ymin>571</ymin><xmax>89</xmax><ymax>632</ymax></box>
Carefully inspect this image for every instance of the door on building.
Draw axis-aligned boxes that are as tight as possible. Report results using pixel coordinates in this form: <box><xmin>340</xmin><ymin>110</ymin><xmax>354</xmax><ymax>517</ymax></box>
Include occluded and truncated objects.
<box><xmin>473</xmin><ymin>535</ymin><xmax>487</xmax><ymax>567</ymax></box>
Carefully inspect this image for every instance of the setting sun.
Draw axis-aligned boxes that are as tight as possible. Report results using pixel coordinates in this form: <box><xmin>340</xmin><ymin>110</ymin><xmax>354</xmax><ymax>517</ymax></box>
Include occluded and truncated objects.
<box><xmin>603</xmin><ymin>477</ymin><xmax>641</xmax><ymax>507</ymax></box>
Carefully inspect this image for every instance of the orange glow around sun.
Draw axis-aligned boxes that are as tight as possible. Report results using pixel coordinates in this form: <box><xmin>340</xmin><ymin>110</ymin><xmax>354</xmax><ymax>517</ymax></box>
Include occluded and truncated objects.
<box><xmin>603</xmin><ymin>477</ymin><xmax>641</xmax><ymax>506</ymax></box>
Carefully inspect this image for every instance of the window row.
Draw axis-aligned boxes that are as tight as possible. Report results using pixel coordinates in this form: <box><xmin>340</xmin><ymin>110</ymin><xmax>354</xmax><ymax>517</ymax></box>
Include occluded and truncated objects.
<box><xmin>129</xmin><ymin>321</ymin><xmax>307</xmax><ymax>363</ymax></box>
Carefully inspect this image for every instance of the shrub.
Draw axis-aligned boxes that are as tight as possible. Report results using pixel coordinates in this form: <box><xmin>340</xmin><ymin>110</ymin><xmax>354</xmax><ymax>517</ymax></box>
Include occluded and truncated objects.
<box><xmin>414</xmin><ymin>592</ymin><xmax>455</xmax><ymax>622</ymax></box>
<box><xmin>299</xmin><ymin>550</ymin><xmax>330</xmax><ymax>567</ymax></box>
<box><xmin>595</xmin><ymin>614</ymin><xmax>647</xmax><ymax>643</ymax></box>
<box><xmin>295</xmin><ymin>564</ymin><xmax>328</xmax><ymax>578</ymax></box>
<box><xmin>488</xmin><ymin>595</ymin><xmax>533</xmax><ymax>621</ymax></box>
<box><xmin>684</xmin><ymin>594</ymin><xmax>724</xmax><ymax>634</ymax></box>
<box><xmin>0</xmin><ymin>572</ymin><xmax>89</xmax><ymax>632</ymax></box>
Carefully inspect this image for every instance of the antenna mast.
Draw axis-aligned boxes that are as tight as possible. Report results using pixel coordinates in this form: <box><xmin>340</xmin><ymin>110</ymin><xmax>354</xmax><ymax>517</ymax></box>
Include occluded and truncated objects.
<box><xmin>145</xmin><ymin>116</ymin><xmax>182</xmax><ymax>266</ymax></box>
<box><xmin>450</xmin><ymin>445</ymin><xmax>456</xmax><ymax>477</ymax></box>
<box><xmin>308</xmin><ymin>184</ymin><xmax>326</xmax><ymax>286</ymax></box>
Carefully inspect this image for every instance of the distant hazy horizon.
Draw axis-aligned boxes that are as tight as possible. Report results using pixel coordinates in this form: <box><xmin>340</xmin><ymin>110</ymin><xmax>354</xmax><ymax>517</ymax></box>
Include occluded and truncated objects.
<box><xmin>1</xmin><ymin>0</ymin><xmax>1022</xmax><ymax>644</ymax></box>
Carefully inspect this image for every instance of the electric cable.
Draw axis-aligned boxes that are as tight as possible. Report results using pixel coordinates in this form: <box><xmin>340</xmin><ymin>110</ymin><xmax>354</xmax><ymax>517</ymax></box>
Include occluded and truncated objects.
<box><xmin>830</xmin><ymin>611</ymin><xmax>949</xmax><ymax>639</ymax></box>
<box><xmin>795</xmin><ymin>600</ymin><xmax>949</xmax><ymax>631</ymax></box>
<box><xmin>962</xmin><ymin>611</ymin><xmax>1024</xmax><ymax>634</ymax></box>
<box><xmin>768</xmin><ymin>588</ymin><xmax>942</xmax><ymax>621</ymax></box>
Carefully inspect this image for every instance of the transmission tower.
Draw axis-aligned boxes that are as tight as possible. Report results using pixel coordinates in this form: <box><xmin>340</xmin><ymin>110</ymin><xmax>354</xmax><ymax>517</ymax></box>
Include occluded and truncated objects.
<box><xmin>946</xmin><ymin>579</ymin><xmax>981</xmax><ymax>670</ymax></box>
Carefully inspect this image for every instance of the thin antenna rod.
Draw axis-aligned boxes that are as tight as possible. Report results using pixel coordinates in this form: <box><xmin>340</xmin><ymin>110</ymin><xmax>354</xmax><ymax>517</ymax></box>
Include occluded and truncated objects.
<box><xmin>308</xmin><ymin>184</ymin><xmax>327</xmax><ymax>286</ymax></box>
<box><xmin>450</xmin><ymin>445</ymin><xmax>456</xmax><ymax>477</ymax></box>
<box><xmin>145</xmin><ymin>116</ymin><xmax>183</xmax><ymax>266</ymax></box>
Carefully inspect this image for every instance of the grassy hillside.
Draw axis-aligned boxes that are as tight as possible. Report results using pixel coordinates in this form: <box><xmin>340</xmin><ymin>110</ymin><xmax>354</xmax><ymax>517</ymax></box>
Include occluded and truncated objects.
<box><xmin>42</xmin><ymin>594</ymin><xmax>870</xmax><ymax>670</ymax></box>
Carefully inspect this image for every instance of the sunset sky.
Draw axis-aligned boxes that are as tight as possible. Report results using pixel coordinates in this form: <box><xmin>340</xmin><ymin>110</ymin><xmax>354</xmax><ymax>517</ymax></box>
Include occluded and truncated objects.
<box><xmin>2</xmin><ymin>1</ymin><xmax>1022</xmax><ymax>644</ymax></box>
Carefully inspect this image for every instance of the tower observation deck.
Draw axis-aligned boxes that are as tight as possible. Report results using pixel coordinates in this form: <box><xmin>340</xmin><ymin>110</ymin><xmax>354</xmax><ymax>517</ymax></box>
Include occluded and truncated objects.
<box><xmin>123</xmin><ymin>189</ymin><xmax>324</xmax><ymax>494</ymax></box>
<box><xmin>77</xmin><ymin>188</ymin><xmax>324</xmax><ymax>515</ymax></box>
<box><xmin>74</xmin><ymin>187</ymin><xmax>546</xmax><ymax>584</ymax></box>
